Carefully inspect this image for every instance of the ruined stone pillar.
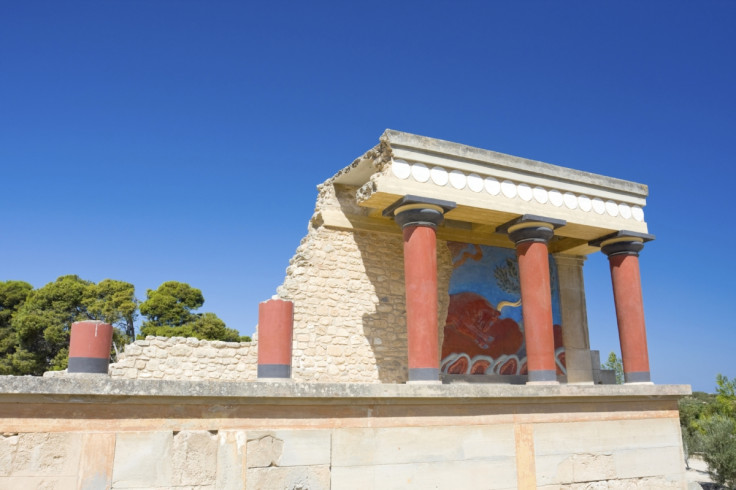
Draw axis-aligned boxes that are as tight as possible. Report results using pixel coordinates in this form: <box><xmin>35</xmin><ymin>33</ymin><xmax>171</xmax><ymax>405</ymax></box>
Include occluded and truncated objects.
<box><xmin>600</xmin><ymin>233</ymin><xmax>653</xmax><ymax>383</ymax></box>
<box><xmin>257</xmin><ymin>298</ymin><xmax>294</xmax><ymax>380</ymax></box>
<box><xmin>68</xmin><ymin>320</ymin><xmax>113</xmax><ymax>374</ymax></box>
<box><xmin>384</xmin><ymin>196</ymin><xmax>455</xmax><ymax>383</ymax></box>
<box><xmin>503</xmin><ymin>216</ymin><xmax>565</xmax><ymax>384</ymax></box>
<box><xmin>554</xmin><ymin>254</ymin><xmax>594</xmax><ymax>384</ymax></box>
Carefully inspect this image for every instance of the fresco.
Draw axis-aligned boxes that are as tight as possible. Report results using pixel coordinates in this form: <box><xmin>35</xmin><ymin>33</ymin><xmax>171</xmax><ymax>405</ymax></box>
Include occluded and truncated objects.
<box><xmin>441</xmin><ymin>242</ymin><xmax>566</xmax><ymax>376</ymax></box>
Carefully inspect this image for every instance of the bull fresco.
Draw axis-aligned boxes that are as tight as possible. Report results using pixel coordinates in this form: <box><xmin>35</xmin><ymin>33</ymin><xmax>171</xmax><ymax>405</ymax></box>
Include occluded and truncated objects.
<box><xmin>441</xmin><ymin>242</ymin><xmax>566</xmax><ymax>376</ymax></box>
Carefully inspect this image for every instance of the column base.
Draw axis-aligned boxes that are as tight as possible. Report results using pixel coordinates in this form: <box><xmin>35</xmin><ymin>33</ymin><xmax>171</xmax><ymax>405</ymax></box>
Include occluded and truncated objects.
<box><xmin>408</xmin><ymin>367</ymin><xmax>440</xmax><ymax>383</ymax></box>
<box><xmin>406</xmin><ymin>380</ymin><xmax>442</xmax><ymax>385</ymax></box>
<box><xmin>624</xmin><ymin>371</ymin><xmax>651</xmax><ymax>383</ymax></box>
<box><xmin>257</xmin><ymin>364</ymin><xmax>292</xmax><ymax>379</ymax></box>
<box><xmin>527</xmin><ymin>370</ymin><xmax>558</xmax><ymax>383</ymax></box>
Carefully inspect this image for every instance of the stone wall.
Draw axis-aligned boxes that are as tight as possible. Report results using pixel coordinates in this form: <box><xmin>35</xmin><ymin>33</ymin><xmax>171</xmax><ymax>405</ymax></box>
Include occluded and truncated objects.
<box><xmin>109</xmin><ymin>336</ymin><xmax>257</xmax><ymax>381</ymax></box>
<box><xmin>0</xmin><ymin>377</ymin><xmax>691</xmax><ymax>489</ymax></box>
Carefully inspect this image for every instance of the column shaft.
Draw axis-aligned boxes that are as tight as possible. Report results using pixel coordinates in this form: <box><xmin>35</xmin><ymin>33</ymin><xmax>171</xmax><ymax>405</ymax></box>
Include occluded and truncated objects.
<box><xmin>403</xmin><ymin>224</ymin><xmax>439</xmax><ymax>381</ymax></box>
<box><xmin>609</xmin><ymin>253</ymin><xmax>650</xmax><ymax>382</ymax></box>
<box><xmin>516</xmin><ymin>241</ymin><xmax>558</xmax><ymax>382</ymax></box>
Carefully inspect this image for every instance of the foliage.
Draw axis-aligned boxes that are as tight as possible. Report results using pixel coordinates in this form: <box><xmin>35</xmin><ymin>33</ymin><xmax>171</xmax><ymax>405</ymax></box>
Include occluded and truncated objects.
<box><xmin>0</xmin><ymin>276</ymin><xmax>136</xmax><ymax>375</ymax></box>
<box><xmin>679</xmin><ymin>375</ymin><xmax>736</xmax><ymax>488</ymax></box>
<box><xmin>602</xmin><ymin>351</ymin><xmax>624</xmax><ymax>384</ymax></box>
<box><xmin>0</xmin><ymin>281</ymin><xmax>34</xmax><ymax>375</ymax></box>
<box><xmin>139</xmin><ymin>282</ymin><xmax>245</xmax><ymax>341</ymax></box>
<box><xmin>700</xmin><ymin>414</ymin><xmax>736</xmax><ymax>488</ymax></box>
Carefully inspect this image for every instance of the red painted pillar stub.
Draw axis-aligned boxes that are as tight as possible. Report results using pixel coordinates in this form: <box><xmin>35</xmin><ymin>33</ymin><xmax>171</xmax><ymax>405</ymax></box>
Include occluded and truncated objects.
<box><xmin>257</xmin><ymin>298</ymin><xmax>294</xmax><ymax>379</ymax></box>
<box><xmin>68</xmin><ymin>320</ymin><xmax>114</xmax><ymax>374</ymax></box>
<box><xmin>602</xmin><ymin>236</ymin><xmax>652</xmax><ymax>383</ymax></box>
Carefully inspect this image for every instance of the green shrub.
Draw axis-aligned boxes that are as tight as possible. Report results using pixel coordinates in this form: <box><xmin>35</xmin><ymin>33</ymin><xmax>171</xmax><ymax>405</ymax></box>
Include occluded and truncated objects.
<box><xmin>701</xmin><ymin>414</ymin><xmax>736</xmax><ymax>489</ymax></box>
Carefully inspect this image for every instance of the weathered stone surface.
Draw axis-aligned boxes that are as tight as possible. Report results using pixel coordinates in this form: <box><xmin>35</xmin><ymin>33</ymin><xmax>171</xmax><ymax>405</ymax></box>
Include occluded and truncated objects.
<box><xmin>10</xmin><ymin>432</ymin><xmax>82</xmax><ymax>477</ymax></box>
<box><xmin>215</xmin><ymin>431</ymin><xmax>246</xmax><ymax>490</ymax></box>
<box><xmin>332</xmin><ymin>459</ymin><xmax>517</xmax><ymax>490</ymax></box>
<box><xmin>77</xmin><ymin>432</ymin><xmax>115</xmax><ymax>490</ymax></box>
<box><xmin>172</xmin><ymin>430</ymin><xmax>218</xmax><ymax>486</ymax></box>
<box><xmin>332</xmin><ymin>425</ymin><xmax>515</xmax><ymax>467</ymax></box>
<box><xmin>246</xmin><ymin>465</ymin><xmax>330</xmax><ymax>490</ymax></box>
<box><xmin>246</xmin><ymin>434</ymin><xmax>284</xmax><ymax>468</ymax></box>
<box><xmin>112</xmin><ymin>431</ymin><xmax>172</xmax><ymax>488</ymax></box>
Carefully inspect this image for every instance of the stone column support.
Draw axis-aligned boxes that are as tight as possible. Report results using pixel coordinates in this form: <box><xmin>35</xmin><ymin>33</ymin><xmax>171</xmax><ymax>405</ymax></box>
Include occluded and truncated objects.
<box><xmin>500</xmin><ymin>215</ymin><xmax>565</xmax><ymax>384</ymax></box>
<box><xmin>553</xmin><ymin>254</ymin><xmax>594</xmax><ymax>384</ymax></box>
<box><xmin>384</xmin><ymin>195</ymin><xmax>456</xmax><ymax>383</ymax></box>
<box><xmin>68</xmin><ymin>320</ymin><xmax>114</xmax><ymax>374</ymax></box>
<box><xmin>597</xmin><ymin>231</ymin><xmax>654</xmax><ymax>384</ymax></box>
<box><xmin>257</xmin><ymin>298</ymin><xmax>294</xmax><ymax>380</ymax></box>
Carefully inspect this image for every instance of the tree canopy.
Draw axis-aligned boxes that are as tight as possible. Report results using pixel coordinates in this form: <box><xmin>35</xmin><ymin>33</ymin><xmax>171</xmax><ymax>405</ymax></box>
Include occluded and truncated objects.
<box><xmin>139</xmin><ymin>281</ymin><xmax>245</xmax><ymax>342</ymax></box>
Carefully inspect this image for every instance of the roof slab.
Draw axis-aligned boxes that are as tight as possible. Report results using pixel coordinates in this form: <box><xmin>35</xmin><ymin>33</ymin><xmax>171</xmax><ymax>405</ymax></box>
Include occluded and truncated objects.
<box><xmin>330</xmin><ymin>130</ymin><xmax>650</xmax><ymax>255</ymax></box>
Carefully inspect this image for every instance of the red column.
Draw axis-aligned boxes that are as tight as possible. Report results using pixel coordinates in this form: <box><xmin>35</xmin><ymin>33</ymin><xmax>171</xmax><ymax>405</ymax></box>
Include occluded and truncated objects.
<box><xmin>68</xmin><ymin>320</ymin><xmax>113</xmax><ymax>374</ymax></box>
<box><xmin>257</xmin><ymin>298</ymin><xmax>294</xmax><ymax>379</ymax></box>
<box><xmin>403</xmin><ymin>224</ymin><xmax>439</xmax><ymax>381</ymax></box>
<box><xmin>602</xmin><ymin>238</ymin><xmax>651</xmax><ymax>383</ymax></box>
<box><xmin>509</xmin><ymin>222</ymin><xmax>559</xmax><ymax>383</ymax></box>
<box><xmin>385</xmin><ymin>196</ymin><xmax>455</xmax><ymax>383</ymax></box>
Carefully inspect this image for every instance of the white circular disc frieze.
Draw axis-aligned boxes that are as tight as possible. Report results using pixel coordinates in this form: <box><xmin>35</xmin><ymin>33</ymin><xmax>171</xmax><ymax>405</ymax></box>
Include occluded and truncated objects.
<box><xmin>592</xmin><ymin>198</ymin><xmax>605</xmax><ymax>215</ymax></box>
<box><xmin>467</xmin><ymin>173</ymin><xmax>483</xmax><ymax>192</ymax></box>
<box><xmin>518</xmin><ymin>183</ymin><xmax>533</xmax><ymax>201</ymax></box>
<box><xmin>449</xmin><ymin>170</ymin><xmax>467</xmax><ymax>189</ymax></box>
<box><xmin>484</xmin><ymin>177</ymin><xmax>500</xmax><ymax>195</ymax></box>
<box><xmin>619</xmin><ymin>203</ymin><xmax>632</xmax><ymax>219</ymax></box>
<box><xmin>563</xmin><ymin>192</ymin><xmax>578</xmax><ymax>209</ymax></box>
<box><xmin>533</xmin><ymin>186</ymin><xmax>548</xmax><ymax>204</ymax></box>
<box><xmin>549</xmin><ymin>189</ymin><xmax>563</xmax><ymax>207</ymax></box>
<box><xmin>632</xmin><ymin>206</ymin><xmax>645</xmax><ymax>222</ymax></box>
<box><xmin>578</xmin><ymin>195</ymin><xmax>592</xmax><ymax>212</ymax></box>
<box><xmin>605</xmin><ymin>200</ymin><xmax>619</xmax><ymax>217</ymax></box>
<box><xmin>411</xmin><ymin>163</ymin><xmax>430</xmax><ymax>183</ymax></box>
<box><xmin>391</xmin><ymin>159</ymin><xmax>411</xmax><ymax>179</ymax></box>
<box><xmin>501</xmin><ymin>180</ymin><xmax>517</xmax><ymax>198</ymax></box>
<box><xmin>430</xmin><ymin>166</ymin><xmax>448</xmax><ymax>186</ymax></box>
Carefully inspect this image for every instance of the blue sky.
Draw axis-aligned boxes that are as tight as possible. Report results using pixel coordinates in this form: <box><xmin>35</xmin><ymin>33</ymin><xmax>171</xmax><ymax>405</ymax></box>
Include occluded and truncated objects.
<box><xmin>1</xmin><ymin>1</ymin><xmax>734</xmax><ymax>392</ymax></box>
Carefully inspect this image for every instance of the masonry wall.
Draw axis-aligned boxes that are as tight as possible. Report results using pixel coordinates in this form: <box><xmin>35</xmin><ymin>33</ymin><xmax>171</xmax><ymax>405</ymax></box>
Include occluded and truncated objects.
<box><xmin>0</xmin><ymin>378</ymin><xmax>690</xmax><ymax>490</ymax></box>
<box><xmin>109</xmin><ymin>336</ymin><xmax>257</xmax><ymax>381</ymax></box>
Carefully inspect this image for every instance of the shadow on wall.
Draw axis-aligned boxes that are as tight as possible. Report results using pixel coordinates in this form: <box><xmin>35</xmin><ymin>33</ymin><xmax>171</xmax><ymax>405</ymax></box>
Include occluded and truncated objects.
<box><xmin>352</xmin><ymin>230</ymin><xmax>452</xmax><ymax>384</ymax></box>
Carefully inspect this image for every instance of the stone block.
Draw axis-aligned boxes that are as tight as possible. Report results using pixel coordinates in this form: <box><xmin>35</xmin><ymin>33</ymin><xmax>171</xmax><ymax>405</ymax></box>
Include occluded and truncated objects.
<box><xmin>172</xmin><ymin>430</ymin><xmax>218</xmax><ymax>486</ymax></box>
<box><xmin>10</xmin><ymin>432</ymin><xmax>82</xmax><ymax>477</ymax></box>
<box><xmin>216</xmin><ymin>431</ymin><xmax>246</xmax><ymax>490</ymax></box>
<box><xmin>112</xmin><ymin>431</ymin><xmax>172</xmax><ymax>488</ymax></box>
<box><xmin>247</xmin><ymin>430</ymin><xmax>331</xmax><ymax>468</ymax></box>
<box><xmin>614</xmin><ymin>446</ymin><xmax>683</xmax><ymax>479</ymax></box>
<box><xmin>77</xmin><ymin>432</ymin><xmax>115</xmax><ymax>490</ymax></box>
<box><xmin>0</xmin><ymin>433</ymin><xmax>18</xmax><ymax>477</ymax></box>
<box><xmin>246</xmin><ymin>465</ymin><xmax>330</xmax><ymax>490</ymax></box>
<box><xmin>331</xmin><ymin>459</ymin><xmax>517</xmax><ymax>490</ymax></box>
<box><xmin>0</xmin><ymin>476</ymin><xmax>78</xmax><ymax>489</ymax></box>
<box><xmin>332</xmin><ymin>425</ymin><xmax>515</xmax><ymax>467</ymax></box>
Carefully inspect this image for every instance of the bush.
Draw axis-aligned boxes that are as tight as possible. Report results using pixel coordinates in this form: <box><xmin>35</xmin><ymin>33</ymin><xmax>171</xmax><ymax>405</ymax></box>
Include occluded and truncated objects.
<box><xmin>701</xmin><ymin>414</ymin><xmax>736</xmax><ymax>489</ymax></box>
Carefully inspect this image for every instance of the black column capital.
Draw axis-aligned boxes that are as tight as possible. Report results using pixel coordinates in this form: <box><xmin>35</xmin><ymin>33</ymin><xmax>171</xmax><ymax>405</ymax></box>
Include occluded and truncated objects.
<box><xmin>383</xmin><ymin>195</ymin><xmax>456</xmax><ymax>230</ymax></box>
<box><xmin>497</xmin><ymin>215</ymin><xmax>566</xmax><ymax>246</ymax></box>
<box><xmin>589</xmin><ymin>230</ymin><xmax>654</xmax><ymax>258</ymax></box>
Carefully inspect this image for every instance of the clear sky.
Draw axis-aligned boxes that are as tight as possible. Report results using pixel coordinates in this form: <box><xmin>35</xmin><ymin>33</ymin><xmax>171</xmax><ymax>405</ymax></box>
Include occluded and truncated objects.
<box><xmin>1</xmin><ymin>1</ymin><xmax>734</xmax><ymax>392</ymax></box>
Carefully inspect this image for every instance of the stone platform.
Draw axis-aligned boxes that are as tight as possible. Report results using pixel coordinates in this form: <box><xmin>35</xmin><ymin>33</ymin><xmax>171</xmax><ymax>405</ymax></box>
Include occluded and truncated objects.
<box><xmin>0</xmin><ymin>377</ymin><xmax>690</xmax><ymax>489</ymax></box>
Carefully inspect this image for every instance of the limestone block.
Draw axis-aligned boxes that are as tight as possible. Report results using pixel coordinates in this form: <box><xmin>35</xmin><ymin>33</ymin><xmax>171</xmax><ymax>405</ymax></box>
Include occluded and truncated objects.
<box><xmin>246</xmin><ymin>434</ymin><xmax>284</xmax><ymax>468</ymax></box>
<box><xmin>112</xmin><ymin>431</ymin><xmax>172</xmax><ymax>488</ymax></box>
<box><xmin>0</xmin><ymin>476</ymin><xmax>78</xmax><ymax>489</ymax></box>
<box><xmin>331</xmin><ymin>459</ymin><xmax>517</xmax><ymax>490</ymax></box>
<box><xmin>10</xmin><ymin>432</ymin><xmax>82</xmax><ymax>477</ymax></box>
<box><xmin>247</xmin><ymin>430</ymin><xmax>331</xmax><ymax>468</ymax></box>
<box><xmin>246</xmin><ymin>465</ymin><xmax>330</xmax><ymax>490</ymax></box>
<box><xmin>77</xmin><ymin>432</ymin><xmax>115</xmax><ymax>490</ymax></box>
<box><xmin>216</xmin><ymin>431</ymin><xmax>246</xmax><ymax>490</ymax></box>
<box><xmin>0</xmin><ymin>434</ymin><xmax>18</xmax><ymax>477</ymax></box>
<box><xmin>172</xmin><ymin>430</ymin><xmax>218</xmax><ymax>486</ymax></box>
<box><xmin>614</xmin><ymin>446</ymin><xmax>683</xmax><ymax>480</ymax></box>
<box><xmin>332</xmin><ymin>425</ymin><xmax>515</xmax><ymax>467</ymax></box>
